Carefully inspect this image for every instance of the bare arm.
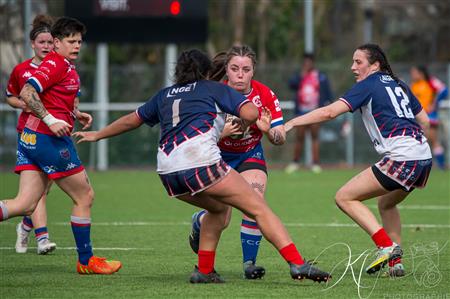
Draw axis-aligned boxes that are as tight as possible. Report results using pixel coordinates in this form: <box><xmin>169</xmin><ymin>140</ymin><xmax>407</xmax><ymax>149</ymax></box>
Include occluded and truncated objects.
<box><xmin>73</xmin><ymin>112</ymin><xmax>143</xmax><ymax>143</ymax></box>
<box><xmin>256</xmin><ymin>107</ymin><xmax>286</xmax><ymax>145</ymax></box>
<box><xmin>19</xmin><ymin>83</ymin><xmax>71</xmax><ymax>137</ymax></box>
<box><xmin>73</xmin><ymin>97</ymin><xmax>93</xmax><ymax>130</ymax></box>
<box><xmin>415</xmin><ymin>109</ymin><xmax>430</xmax><ymax>135</ymax></box>
<box><xmin>238</xmin><ymin>102</ymin><xmax>259</xmax><ymax>131</ymax></box>
<box><xmin>5</xmin><ymin>96</ymin><xmax>29</xmax><ymax>110</ymax></box>
<box><xmin>19</xmin><ymin>83</ymin><xmax>48</xmax><ymax>118</ymax></box>
<box><xmin>285</xmin><ymin>100</ymin><xmax>350</xmax><ymax>132</ymax></box>
<box><xmin>266</xmin><ymin>125</ymin><xmax>286</xmax><ymax>145</ymax></box>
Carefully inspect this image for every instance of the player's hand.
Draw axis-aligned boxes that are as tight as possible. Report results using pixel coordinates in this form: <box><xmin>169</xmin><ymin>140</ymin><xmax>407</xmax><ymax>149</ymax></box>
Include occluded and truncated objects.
<box><xmin>72</xmin><ymin>131</ymin><xmax>99</xmax><ymax>143</ymax></box>
<box><xmin>256</xmin><ymin>107</ymin><xmax>272</xmax><ymax>133</ymax></box>
<box><xmin>221</xmin><ymin>118</ymin><xmax>243</xmax><ymax>139</ymax></box>
<box><xmin>49</xmin><ymin>121</ymin><xmax>72</xmax><ymax>137</ymax></box>
<box><xmin>76</xmin><ymin>111</ymin><xmax>93</xmax><ymax>130</ymax></box>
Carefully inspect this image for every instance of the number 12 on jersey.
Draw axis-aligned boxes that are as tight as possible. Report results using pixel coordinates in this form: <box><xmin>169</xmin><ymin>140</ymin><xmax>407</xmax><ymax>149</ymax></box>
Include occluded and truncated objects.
<box><xmin>385</xmin><ymin>86</ymin><xmax>414</xmax><ymax>119</ymax></box>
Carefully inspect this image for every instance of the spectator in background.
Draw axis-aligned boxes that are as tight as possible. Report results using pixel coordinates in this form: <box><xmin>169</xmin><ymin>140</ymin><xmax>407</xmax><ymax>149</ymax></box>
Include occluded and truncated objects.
<box><xmin>410</xmin><ymin>66</ymin><xmax>448</xmax><ymax>169</ymax></box>
<box><xmin>285</xmin><ymin>53</ymin><xmax>333</xmax><ymax>174</ymax></box>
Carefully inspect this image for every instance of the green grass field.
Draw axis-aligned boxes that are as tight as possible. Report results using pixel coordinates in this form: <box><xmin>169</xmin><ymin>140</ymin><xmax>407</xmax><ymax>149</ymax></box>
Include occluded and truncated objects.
<box><xmin>1</xmin><ymin>169</ymin><xmax>449</xmax><ymax>299</ymax></box>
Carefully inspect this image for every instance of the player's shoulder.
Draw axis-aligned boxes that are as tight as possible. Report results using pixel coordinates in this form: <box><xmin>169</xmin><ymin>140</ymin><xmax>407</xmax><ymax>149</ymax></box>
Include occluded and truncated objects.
<box><xmin>251</xmin><ymin>79</ymin><xmax>270</xmax><ymax>91</ymax></box>
<box><xmin>12</xmin><ymin>58</ymin><xmax>34</xmax><ymax>72</ymax></box>
<box><xmin>41</xmin><ymin>51</ymin><xmax>67</xmax><ymax>67</ymax></box>
<box><xmin>251</xmin><ymin>79</ymin><xmax>276</xmax><ymax>96</ymax></box>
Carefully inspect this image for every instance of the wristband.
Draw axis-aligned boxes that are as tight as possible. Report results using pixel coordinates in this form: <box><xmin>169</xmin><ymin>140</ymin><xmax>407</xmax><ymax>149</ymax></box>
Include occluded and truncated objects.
<box><xmin>42</xmin><ymin>114</ymin><xmax>62</xmax><ymax>127</ymax></box>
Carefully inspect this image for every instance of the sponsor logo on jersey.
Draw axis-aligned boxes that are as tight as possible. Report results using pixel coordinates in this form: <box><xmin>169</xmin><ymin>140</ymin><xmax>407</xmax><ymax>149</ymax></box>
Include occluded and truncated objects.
<box><xmin>22</xmin><ymin>71</ymin><xmax>32</xmax><ymax>78</ymax></box>
<box><xmin>380</xmin><ymin>75</ymin><xmax>394</xmax><ymax>84</ymax></box>
<box><xmin>251</xmin><ymin>95</ymin><xmax>262</xmax><ymax>107</ymax></box>
<box><xmin>20</xmin><ymin>132</ymin><xmax>37</xmax><ymax>145</ymax></box>
<box><xmin>167</xmin><ymin>82</ymin><xmax>197</xmax><ymax>97</ymax></box>
<box><xmin>47</xmin><ymin>60</ymin><xmax>56</xmax><ymax>67</ymax></box>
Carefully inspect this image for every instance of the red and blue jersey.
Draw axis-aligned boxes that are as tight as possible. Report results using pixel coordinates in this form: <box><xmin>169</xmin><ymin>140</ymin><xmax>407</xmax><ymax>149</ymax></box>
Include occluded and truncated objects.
<box><xmin>26</xmin><ymin>51</ymin><xmax>80</xmax><ymax>135</ymax></box>
<box><xmin>340</xmin><ymin>72</ymin><xmax>431</xmax><ymax>161</ymax></box>
<box><xmin>136</xmin><ymin>80</ymin><xmax>249</xmax><ymax>174</ymax></box>
<box><xmin>6</xmin><ymin>58</ymin><xmax>39</xmax><ymax>133</ymax></box>
<box><xmin>218</xmin><ymin>80</ymin><xmax>283</xmax><ymax>153</ymax></box>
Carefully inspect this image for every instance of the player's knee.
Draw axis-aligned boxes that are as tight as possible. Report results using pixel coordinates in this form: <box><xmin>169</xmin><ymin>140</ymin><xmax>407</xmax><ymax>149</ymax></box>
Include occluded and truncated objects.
<box><xmin>335</xmin><ymin>189</ymin><xmax>350</xmax><ymax>209</ymax></box>
<box><xmin>378</xmin><ymin>199</ymin><xmax>395</xmax><ymax>211</ymax></box>
<box><xmin>22</xmin><ymin>203</ymin><xmax>38</xmax><ymax>216</ymax></box>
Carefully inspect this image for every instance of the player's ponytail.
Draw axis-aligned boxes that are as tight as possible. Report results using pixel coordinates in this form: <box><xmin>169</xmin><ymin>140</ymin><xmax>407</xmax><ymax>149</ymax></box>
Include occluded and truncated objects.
<box><xmin>357</xmin><ymin>43</ymin><xmax>407</xmax><ymax>92</ymax></box>
<box><xmin>29</xmin><ymin>14</ymin><xmax>54</xmax><ymax>41</ymax></box>
<box><xmin>174</xmin><ymin>49</ymin><xmax>212</xmax><ymax>85</ymax></box>
<box><xmin>210</xmin><ymin>51</ymin><xmax>227</xmax><ymax>81</ymax></box>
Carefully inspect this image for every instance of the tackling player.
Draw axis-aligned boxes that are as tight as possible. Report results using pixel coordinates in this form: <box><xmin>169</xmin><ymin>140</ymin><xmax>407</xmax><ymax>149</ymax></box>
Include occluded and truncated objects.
<box><xmin>188</xmin><ymin>45</ymin><xmax>286</xmax><ymax>279</ymax></box>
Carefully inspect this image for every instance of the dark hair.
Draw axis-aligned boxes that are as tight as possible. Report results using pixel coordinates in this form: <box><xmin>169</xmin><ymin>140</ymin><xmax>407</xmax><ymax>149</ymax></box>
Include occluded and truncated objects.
<box><xmin>414</xmin><ymin>65</ymin><xmax>431</xmax><ymax>81</ymax></box>
<box><xmin>51</xmin><ymin>17</ymin><xmax>86</xmax><ymax>40</ymax></box>
<box><xmin>29</xmin><ymin>14</ymin><xmax>54</xmax><ymax>41</ymax></box>
<box><xmin>303</xmin><ymin>52</ymin><xmax>315</xmax><ymax>60</ymax></box>
<box><xmin>173</xmin><ymin>49</ymin><xmax>212</xmax><ymax>85</ymax></box>
<box><xmin>357</xmin><ymin>43</ymin><xmax>406</xmax><ymax>90</ymax></box>
<box><xmin>209</xmin><ymin>45</ymin><xmax>257</xmax><ymax>82</ymax></box>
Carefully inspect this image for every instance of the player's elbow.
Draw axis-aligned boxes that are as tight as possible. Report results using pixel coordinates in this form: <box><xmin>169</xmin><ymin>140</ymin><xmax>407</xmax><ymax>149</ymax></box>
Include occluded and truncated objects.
<box><xmin>321</xmin><ymin>107</ymin><xmax>338</xmax><ymax>121</ymax></box>
<box><xmin>239</xmin><ymin>103</ymin><xmax>259</xmax><ymax>124</ymax></box>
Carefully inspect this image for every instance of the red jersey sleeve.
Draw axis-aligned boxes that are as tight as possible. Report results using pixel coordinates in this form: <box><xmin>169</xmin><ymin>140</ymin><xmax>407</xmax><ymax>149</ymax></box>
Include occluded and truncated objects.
<box><xmin>6</xmin><ymin>66</ymin><xmax>21</xmax><ymax>97</ymax></box>
<box><xmin>27</xmin><ymin>53</ymin><xmax>65</xmax><ymax>93</ymax></box>
<box><xmin>261</xmin><ymin>84</ymin><xmax>284</xmax><ymax>128</ymax></box>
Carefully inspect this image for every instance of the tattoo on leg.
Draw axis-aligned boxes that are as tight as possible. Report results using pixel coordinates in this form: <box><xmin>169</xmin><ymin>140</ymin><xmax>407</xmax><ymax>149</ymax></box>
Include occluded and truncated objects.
<box><xmin>251</xmin><ymin>182</ymin><xmax>265</xmax><ymax>194</ymax></box>
<box><xmin>84</xmin><ymin>173</ymin><xmax>91</xmax><ymax>185</ymax></box>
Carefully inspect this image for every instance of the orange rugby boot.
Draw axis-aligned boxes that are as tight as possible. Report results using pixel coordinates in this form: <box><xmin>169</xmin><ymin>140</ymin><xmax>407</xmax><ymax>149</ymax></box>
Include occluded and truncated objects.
<box><xmin>77</xmin><ymin>256</ymin><xmax>122</xmax><ymax>275</ymax></box>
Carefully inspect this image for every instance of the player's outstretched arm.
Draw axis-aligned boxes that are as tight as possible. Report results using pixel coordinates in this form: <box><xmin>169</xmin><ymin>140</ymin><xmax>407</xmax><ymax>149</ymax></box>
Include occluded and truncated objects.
<box><xmin>285</xmin><ymin>100</ymin><xmax>350</xmax><ymax>133</ymax></box>
<box><xmin>73</xmin><ymin>111</ymin><xmax>143</xmax><ymax>143</ymax></box>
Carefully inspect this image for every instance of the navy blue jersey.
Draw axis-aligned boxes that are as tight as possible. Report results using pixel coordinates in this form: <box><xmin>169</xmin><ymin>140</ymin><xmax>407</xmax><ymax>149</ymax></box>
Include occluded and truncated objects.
<box><xmin>340</xmin><ymin>72</ymin><xmax>431</xmax><ymax>160</ymax></box>
<box><xmin>136</xmin><ymin>80</ymin><xmax>249</xmax><ymax>173</ymax></box>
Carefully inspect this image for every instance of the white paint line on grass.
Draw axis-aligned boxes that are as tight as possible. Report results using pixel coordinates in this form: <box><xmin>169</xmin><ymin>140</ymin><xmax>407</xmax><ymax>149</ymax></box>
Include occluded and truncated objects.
<box><xmin>368</xmin><ymin>204</ymin><xmax>450</xmax><ymax>210</ymax></box>
<box><xmin>0</xmin><ymin>247</ymin><xmax>153</xmax><ymax>251</ymax></box>
<box><xmin>54</xmin><ymin>221</ymin><xmax>450</xmax><ymax>229</ymax></box>
<box><xmin>2</xmin><ymin>221</ymin><xmax>448</xmax><ymax>229</ymax></box>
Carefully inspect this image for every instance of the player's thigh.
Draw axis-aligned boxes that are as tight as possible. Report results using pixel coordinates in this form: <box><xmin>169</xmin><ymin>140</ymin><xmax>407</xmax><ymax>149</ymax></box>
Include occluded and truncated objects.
<box><xmin>240</xmin><ymin>169</ymin><xmax>267</xmax><ymax>196</ymax></box>
<box><xmin>178</xmin><ymin>193</ymin><xmax>230</xmax><ymax>215</ymax></box>
<box><xmin>377</xmin><ymin>189</ymin><xmax>409</xmax><ymax>210</ymax></box>
<box><xmin>203</xmin><ymin>169</ymin><xmax>266</xmax><ymax>214</ymax></box>
<box><xmin>54</xmin><ymin>170</ymin><xmax>93</xmax><ymax>204</ymax></box>
<box><xmin>337</xmin><ymin>167</ymin><xmax>389</xmax><ymax>202</ymax></box>
<box><xmin>16</xmin><ymin>170</ymin><xmax>48</xmax><ymax>205</ymax></box>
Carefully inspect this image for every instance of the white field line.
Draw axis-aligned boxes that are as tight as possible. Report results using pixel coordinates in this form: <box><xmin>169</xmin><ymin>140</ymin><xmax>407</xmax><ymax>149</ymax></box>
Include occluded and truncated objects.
<box><xmin>1</xmin><ymin>221</ymin><xmax>448</xmax><ymax>229</ymax></box>
<box><xmin>368</xmin><ymin>204</ymin><xmax>450</xmax><ymax>210</ymax></box>
<box><xmin>0</xmin><ymin>247</ymin><xmax>153</xmax><ymax>251</ymax></box>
